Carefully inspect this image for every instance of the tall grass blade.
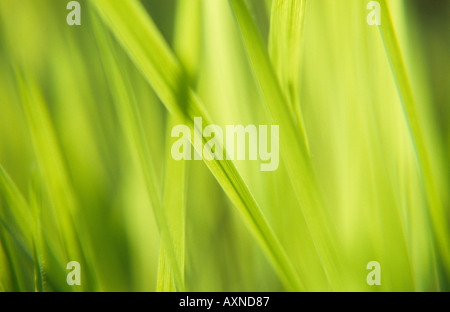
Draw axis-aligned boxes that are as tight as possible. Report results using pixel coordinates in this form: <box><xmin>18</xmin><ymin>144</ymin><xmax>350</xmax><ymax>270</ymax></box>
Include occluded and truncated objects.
<box><xmin>268</xmin><ymin>0</ymin><xmax>309</xmax><ymax>149</ymax></box>
<box><xmin>0</xmin><ymin>164</ymin><xmax>33</xmax><ymax>290</ymax></box>
<box><xmin>156</xmin><ymin>0</ymin><xmax>200</xmax><ymax>291</ymax></box>
<box><xmin>378</xmin><ymin>0</ymin><xmax>450</xmax><ymax>272</ymax></box>
<box><xmin>157</xmin><ymin>117</ymin><xmax>187</xmax><ymax>292</ymax></box>
<box><xmin>15</xmin><ymin>72</ymin><xmax>89</xmax><ymax>291</ymax></box>
<box><xmin>91</xmin><ymin>0</ymin><xmax>303</xmax><ymax>291</ymax></box>
<box><xmin>229</xmin><ymin>0</ymin><xmax>340</xmax><ymax>287</ymax></box>
<box><xmin>29</xmin><ymin>171</ymin><xmax>46</xmax><ymax>292</ymax></box>
<box><xmin>90</xmin><ymin>9</ymin><xmax>186</xmax><ymax>291</ymax></box>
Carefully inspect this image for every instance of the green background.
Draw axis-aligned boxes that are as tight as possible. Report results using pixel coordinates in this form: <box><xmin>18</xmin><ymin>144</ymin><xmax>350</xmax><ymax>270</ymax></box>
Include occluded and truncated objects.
<box><xmin>0</xmin><ymin>0</ymin><xmax>449</xmax><ymax>291</ymax></box>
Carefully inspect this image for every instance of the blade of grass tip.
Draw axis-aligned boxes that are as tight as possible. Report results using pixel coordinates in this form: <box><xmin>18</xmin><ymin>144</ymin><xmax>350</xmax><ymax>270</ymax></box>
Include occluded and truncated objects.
<box><xmin>91</xmin><ymin>0</ymin><xmax>303</xmax><ymax>291</ymax></box>
<box><xmin>90</xmin><ymin>9</ymin><xmax>185</xmax><ymax>291</ymax></box>
<box><xmin>229</xmin><ymin>0</ymin><xmax>339</xmax><ymax>288</ymax></box>
<box><xmin>268</xmin><ymin>0</ymin><xmax>310</xmax><ymax>152</ymax></box>
<box><xmin>157</xmin><ymin>116</ymin><xmax>187</xmax><ymax>292</ymax></box>
<box><xmin>378</xmin><ymin>0</ymin><xmax>450</xmax><ymax>271</ymax></box>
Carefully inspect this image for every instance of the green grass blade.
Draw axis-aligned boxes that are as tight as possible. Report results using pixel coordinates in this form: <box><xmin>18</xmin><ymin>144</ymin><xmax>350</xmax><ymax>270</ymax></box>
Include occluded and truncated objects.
<box><xmin>156</xmin><ymin>0</ymin><xmax>201</xmax><ymax>291</ymax></box>
<box><xmin>229</xmin><ymin>0</ymin><xmax>340</xmax><ymax>288</ymax></box>
<box><xmin>0</xmin><ymin>164</ymin><xmax>32</xmax><ymax>253</ymax></box>
<box><xmin>378</xmin><ymin>0</ymin><xmax>450</xmax><ymax>272</ymax></box>
<box><xmin>0</xmin><ymin>164</ymin><xmax>33</xmax><ymax>290</ymax></box>
<box><xmin>90</xmin><ymin>9</ymin><xmax>186</xmax><ymax>291</ymax></box>
<box><xmin>91</xmin><ymin>0</ymin><xmax>303</xmax><ymax>291</ymax></box>
<box><xmin>268</xmin><ymin>0</ymin><xmax>309</xmax><ymax>149</ymax></box>
<box><xmin>29</xmin><ymin>171</ymin><xmax>46</xmax><ymax>292</ymax></box>
<box><xmin>15</xmin><ymin>72</ymin><xmax>91</xmax><ymax>291</ymax></box>
<box><xmin>157</xmin><ymin>117</ymin><xmax>187</xmax><ymax>292</ymax></box>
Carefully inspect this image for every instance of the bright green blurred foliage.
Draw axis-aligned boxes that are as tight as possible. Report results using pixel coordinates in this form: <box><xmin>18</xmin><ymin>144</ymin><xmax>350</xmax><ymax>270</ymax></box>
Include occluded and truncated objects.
<box><xmin>0</xmin><ymin>0</ymin><xmax>449</xmax><ymax>291</ymax></box>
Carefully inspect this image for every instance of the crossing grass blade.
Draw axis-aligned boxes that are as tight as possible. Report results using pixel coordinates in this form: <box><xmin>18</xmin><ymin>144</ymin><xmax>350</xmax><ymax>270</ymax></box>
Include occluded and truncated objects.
<box><xmin>156</xmin><ymin>0</ymin><xmax>200</xmax><ymax>291</ymax></box>
<box><xmin>0</xmin><ymin>0</ymin><xmax>448</xmax><ymax>292</ymax></box>
<box><xmin>90</xmin><ymin>9</ymin><xmax>186</xmax><ymax>291</ymax></box>
<box><xmin>91</xmin><ymin>0</ymin><xmax>303</xmax><ymax>291</ymax></box>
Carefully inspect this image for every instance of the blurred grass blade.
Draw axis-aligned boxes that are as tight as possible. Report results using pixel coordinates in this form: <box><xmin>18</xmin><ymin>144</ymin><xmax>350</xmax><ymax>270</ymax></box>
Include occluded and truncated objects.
<box><xmin>29</xmin><ymin>170</ymin><xmax>45</xmax><ymax>292</ymax></box>
<box><xmin>90</xmin><ymin>10</ymin><xmax>185</xmax><ymax>291</ymax></box>
<box><xmin>229</xmin><ymin>0</ymin><xmax>340</xmax><ymax>287</ymax></box>
<box><xmin>269</xmin><ymin>0</ymin><xmax>309</xmax><ymax>149</ymax></box>
<box><xmin>157</xmin><ymin>117</ymin><xmax>187</xmax><ymax>292</ymax></box>
<box><xmin>156</xmin><ymin>0</ymin><xmax>200</xmax><ymax>291</ymax></box>
<box><xmin>91</xmin><ymin>0</ymin><xmax>303</xmax><ymax>291</ymax></box>
<box><xmin>15</xmin><ymin>72</ymin><xmax>91</xmax><ymax>291</ymax></box>
<box><xmin>0</xmin><ymin>164</ymin><xmax>33</xmax><ymax>290</ymax></box>
<box><xmin>173</xmin><ymin>0</ymin><xmax>203</xmax><ymax>84</ymax></box>
<box><xmin>0</xmin><ymin>164</ymin><xmax>32</xmax><ymax>254</ymax></box>
<box><xmin>378</xmin><ymin>0</ymin><xmax>450</xmax><ymax>271</ymax></box>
